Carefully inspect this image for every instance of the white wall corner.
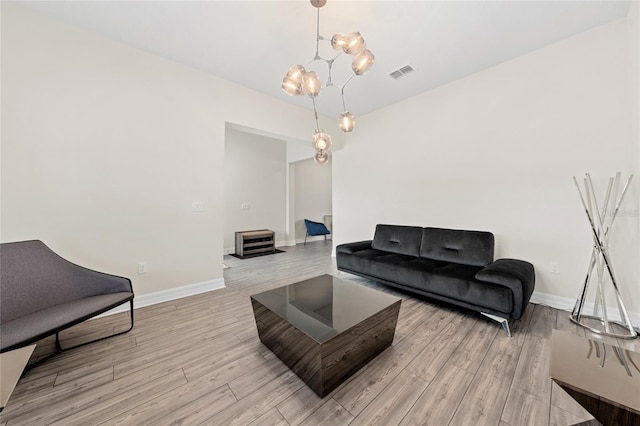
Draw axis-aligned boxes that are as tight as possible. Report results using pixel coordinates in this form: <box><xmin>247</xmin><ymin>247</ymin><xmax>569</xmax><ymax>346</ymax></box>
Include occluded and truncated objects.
<box><xmin>95</xmin><ymin>278</ymin><xmax>226</xmax><ymax>318</ymax></box>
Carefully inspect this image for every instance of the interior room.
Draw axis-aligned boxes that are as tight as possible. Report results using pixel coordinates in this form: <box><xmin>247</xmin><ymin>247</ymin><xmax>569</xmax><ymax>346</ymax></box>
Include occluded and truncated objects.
<box><xmin>1</xmin><ymin>1</ymin><xmax>639</xmax><ymax>425</ymax></box>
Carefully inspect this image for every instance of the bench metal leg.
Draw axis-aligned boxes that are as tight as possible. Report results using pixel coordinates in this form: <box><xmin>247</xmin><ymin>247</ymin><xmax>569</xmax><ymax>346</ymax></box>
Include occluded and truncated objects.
<box><xmin>481</xmin><ymin>312</ymin><xmax>511</xmax><ymax>337</ymax></box>
<box><xmin>26</xmin><ymin>300</ymin><xmax>135</xmax><ymax>370</ymax></box>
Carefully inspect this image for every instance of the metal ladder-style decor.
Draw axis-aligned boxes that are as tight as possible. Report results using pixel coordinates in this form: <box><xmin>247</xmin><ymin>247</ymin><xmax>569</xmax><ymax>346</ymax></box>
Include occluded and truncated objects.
<box><xmin>571</xmin><ymin>172</ymin><xmax>637</xmax><ymax>339</ymax></box>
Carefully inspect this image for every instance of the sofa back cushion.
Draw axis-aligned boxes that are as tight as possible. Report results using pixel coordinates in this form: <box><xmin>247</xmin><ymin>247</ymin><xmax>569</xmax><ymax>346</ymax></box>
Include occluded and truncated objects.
<box><xmin>420</xmin><ymin>227</ymin><xmax>494</xmax><ymax>266</ymax></box>
<box><xmin>372</xmin><ymin>225</ymin><xmax>423</xmax><ymax>257</ymax></box>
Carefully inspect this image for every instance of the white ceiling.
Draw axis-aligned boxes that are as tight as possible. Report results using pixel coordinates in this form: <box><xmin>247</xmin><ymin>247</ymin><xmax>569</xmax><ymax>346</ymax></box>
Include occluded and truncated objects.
<box><xmin>14</xmin><ymin>1</ymin><xmax>631</xmax><ymax>119</ymax></box>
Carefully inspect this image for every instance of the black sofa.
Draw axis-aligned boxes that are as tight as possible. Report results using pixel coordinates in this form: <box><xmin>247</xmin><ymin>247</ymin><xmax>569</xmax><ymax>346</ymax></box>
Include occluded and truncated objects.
<box><xmin>336</xmin><ymin>225</ymin><xmax>535</xmax><ymax>336</ymax></box>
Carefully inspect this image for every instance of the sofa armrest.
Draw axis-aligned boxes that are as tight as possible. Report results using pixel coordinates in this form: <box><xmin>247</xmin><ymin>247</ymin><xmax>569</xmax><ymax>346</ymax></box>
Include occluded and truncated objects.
<box><xmin>336</xmin><ymin>240</ymin><xmax>372</xmax><ymax>255</ymax></box>
<box><xmin>475</xmin><ymin>258</ymin><xmax>535</xmax><ymax>320</ymax></box>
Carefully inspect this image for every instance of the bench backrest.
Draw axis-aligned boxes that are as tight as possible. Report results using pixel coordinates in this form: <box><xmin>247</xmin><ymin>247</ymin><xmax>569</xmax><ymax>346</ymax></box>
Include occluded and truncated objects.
<box><xmin>1</xmin><ymin>240</ymin><xmax>132</xmax><ymax>324</ymax></box>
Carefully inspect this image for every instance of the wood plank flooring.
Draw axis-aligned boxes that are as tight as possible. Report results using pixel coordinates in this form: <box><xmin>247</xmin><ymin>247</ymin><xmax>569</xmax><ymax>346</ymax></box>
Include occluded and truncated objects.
<box><xmin>2</xmin><ymin>242</ymin><xmax>639</xmax><ymax>425</ymax></box>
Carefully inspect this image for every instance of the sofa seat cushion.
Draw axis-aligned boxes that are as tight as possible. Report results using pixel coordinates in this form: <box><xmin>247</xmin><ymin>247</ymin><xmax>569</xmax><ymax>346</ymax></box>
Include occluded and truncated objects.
<box><xmin>0</xmin><ymin>292</ymin><xmax>133</xmax><ymax>352</ymax></box>
<box><xmin>403</xmin><ymin>262</ymin><xmax>513</xmax><ymax>314</ymax></box>
<box><xmin>339</xmin><ymin>249</ymin><xmax>421</xmax><ymax>282</ymax></box>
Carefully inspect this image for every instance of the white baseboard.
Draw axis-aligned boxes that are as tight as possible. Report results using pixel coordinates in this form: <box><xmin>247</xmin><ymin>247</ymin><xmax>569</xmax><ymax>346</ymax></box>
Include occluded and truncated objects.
<box><xmin>96</xmin><ymin>283</ymin><xmax>639</xmax><ymax>328</ymax></box>
<box><xmin>95</xmin><ymin>278</ymin><xmax>226</xmax><ymax>318</ymax></box>
<box><xmin>529</xmin><ymin>291</ymin><xmax>574</xmax><ymax>311</ymax></box>
<box><xmin>530</xmin><ymin>290</ymin><xmax>640</xmax><ymax>327</ymax></box>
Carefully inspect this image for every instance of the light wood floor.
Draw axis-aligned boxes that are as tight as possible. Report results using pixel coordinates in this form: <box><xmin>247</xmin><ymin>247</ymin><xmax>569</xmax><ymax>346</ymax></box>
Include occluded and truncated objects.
<box><xmin>2</xmin><ymin>242</ymin><xmax>639</xmax><ymax>425</ymax></box>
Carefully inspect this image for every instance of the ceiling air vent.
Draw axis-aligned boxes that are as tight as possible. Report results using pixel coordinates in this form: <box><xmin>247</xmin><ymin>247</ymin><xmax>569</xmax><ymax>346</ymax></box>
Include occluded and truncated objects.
<box><xmin>389</xmin><ymin>64</ymin><xmax>415</xmax><ymax>80</ymax></box>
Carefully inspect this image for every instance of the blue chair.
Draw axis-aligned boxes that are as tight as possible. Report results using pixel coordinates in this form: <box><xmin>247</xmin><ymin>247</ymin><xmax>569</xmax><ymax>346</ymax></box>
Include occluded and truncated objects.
<box><xmin>304</xmin><ymin>219</ymin><xmax>331</xmax><ymax>245</ymax></box>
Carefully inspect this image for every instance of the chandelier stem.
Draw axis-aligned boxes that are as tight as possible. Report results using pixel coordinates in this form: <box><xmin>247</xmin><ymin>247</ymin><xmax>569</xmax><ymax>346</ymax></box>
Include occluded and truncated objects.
<box><xmin>341</xmin><ymin>87</ymin><xmax>347</xmax><ymax>111</ymax></box>
<box><xmin>312</xmin><ymin>97</ymin><xmax>321</xmax><ymax>131</ymax></box>
<box><xmin>342</xmin><ymin>73</ymin><xmax>355</xmax><ymax>89</ymax></box>
<box><xmin>315</xmin><ymin>7</ymin><xmax>321</xmax><ymax>57</ymax></box>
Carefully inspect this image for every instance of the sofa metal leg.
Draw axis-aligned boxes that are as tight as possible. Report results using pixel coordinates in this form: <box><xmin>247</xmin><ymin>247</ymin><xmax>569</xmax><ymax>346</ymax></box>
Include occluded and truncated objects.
<box><xmin>481</xmin><ymin>312</ymin><xmax>511</xmax><ymax>337</ymax></box>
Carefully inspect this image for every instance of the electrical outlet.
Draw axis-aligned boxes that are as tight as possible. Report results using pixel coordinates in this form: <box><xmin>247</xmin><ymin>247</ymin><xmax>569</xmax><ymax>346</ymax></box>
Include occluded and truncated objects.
<box><xmin>191</xmin><ymin>201</ymin><xmax>203</xmax><ymax>212</ymax></box>
<box><xmin>241</xmin><ymin>203</ymin><xmax>250</xmax><ymax>210</ymax></box>
<box><xmin>138</xmin><ymin>262</ymin><xmax>148</xmax><ymax>274</ymax></box>
<box><xmin>550</xmin><ymin>262</ymin><xmax>560</xmax><ymax>274</ymax></box>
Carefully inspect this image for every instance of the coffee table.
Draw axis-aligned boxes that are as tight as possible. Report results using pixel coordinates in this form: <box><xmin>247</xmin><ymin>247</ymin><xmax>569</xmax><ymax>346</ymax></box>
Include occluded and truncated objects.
<box><xmin>250</xmin><ymin>274</ymin><xmax>401</xmax><ymax>397</ymax></box>
<box><xmin>550</xmin><ymin>330</ymin><xmax>640</xmax><ymax>426</ymax></box>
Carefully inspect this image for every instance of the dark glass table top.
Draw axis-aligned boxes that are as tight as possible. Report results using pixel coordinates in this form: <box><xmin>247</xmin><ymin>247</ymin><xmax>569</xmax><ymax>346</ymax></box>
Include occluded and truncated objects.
<box><xmin>250</xmin><ymin>274</ymin><xmax>401</xmax><ymax>343</ymax></box>
<box><xmin>550</xmin><ymin>329</ymin><xmax>640</xmax><ymax>413</ymax></box>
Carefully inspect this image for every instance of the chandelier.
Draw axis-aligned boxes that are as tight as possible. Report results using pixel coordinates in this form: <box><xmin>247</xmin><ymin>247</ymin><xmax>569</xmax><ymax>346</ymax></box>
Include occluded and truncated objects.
<box><xmin>281</xmin><ymin>0</ymin><xmax>375</xmax><ymax>165</ymax></box>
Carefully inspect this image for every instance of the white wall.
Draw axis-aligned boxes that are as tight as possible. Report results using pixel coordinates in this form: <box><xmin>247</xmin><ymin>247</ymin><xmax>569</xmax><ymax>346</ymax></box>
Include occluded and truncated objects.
<box><xmin>334</xmin><ymin>16</ymin><xmax>640</xmax><ymax>318</ymax></box>
<box><xmin>287</xmin><ymin>140</ymin><xmax>316</xmax><ymax>164</ymax></box>
<box><xmin>223</xmin><ymin>128</ymin><xmax>287</xmax><ymax>253</ymax></box>
<box><xmin>4</xmin><ymin>4</ymin><xmax>637</xmax><ymax>321</ymax></box>
<box><xmin>632</xmin><ymin>3</ymin><xmax>640</xmax><ymax>182</ymax></box>
<box><xmin>293</xmin><ymin>158</ymin><xmax>332</xmax><ymax>243</ymax></box>
<box><xmin>0</xmin><ymin>4</ymin><xmax>337</xmax><ymax>296</ymax></box>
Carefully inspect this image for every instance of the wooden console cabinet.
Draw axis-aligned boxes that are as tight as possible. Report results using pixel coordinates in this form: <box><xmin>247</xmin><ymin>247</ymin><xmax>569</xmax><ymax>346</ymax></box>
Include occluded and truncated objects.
<box><xmin>235</xmin><ymin>230</ymin><xmax>275</xmax><ymax>257</ymax></box>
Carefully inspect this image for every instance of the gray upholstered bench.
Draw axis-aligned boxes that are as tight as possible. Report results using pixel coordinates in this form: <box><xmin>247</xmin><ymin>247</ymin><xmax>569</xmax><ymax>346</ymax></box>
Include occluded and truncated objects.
<box><xmin>0</xmin><ymin>240</ymin><xmax>134</xmax><ymax>366</ymax></box>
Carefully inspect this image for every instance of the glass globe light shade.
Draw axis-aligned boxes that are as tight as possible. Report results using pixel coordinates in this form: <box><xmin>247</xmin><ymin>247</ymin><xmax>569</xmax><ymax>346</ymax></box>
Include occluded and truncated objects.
<box><xmin>313</xmin><ymin>130</ymin><xmax>332</xmax><ymax>151</ymax></box>
<box><xmin>352</xmin><ymin>49</ymin><xmax>375</xmax><ymax>75</ymax></box>
<box><xmin>339</xmin><ymin>111</ymin><xmax>355</xmax><ymax>132</ymax></box>
<box><xmin>344</xmin><ymin>32</ymin><xmax>366</xmax><ymax>55</ymax></box>
<box><xmin>331</xmin><ymin>33</ymin><xmax>348</xmax><ymax>51</ymax></box>
<box><xmin>314</xmin><ymin>150</ymin><xmax>330</xmax><ymax>165</ymax></box>
<box><xmin>285</xmin><ymin>64</ymin><xmax>306</xmax><ymax>85</ymax></box>
<box><xmin>281</xmin><ymin>77</ymin><xmax>302</xmax><ymax>96</ymax></box>
<box><xmin>302</xmin><ymin>71</ymin><xmax>321</xmax><ymax>97</ymax></box>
